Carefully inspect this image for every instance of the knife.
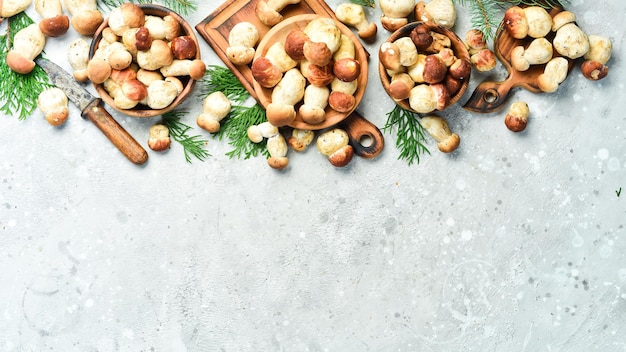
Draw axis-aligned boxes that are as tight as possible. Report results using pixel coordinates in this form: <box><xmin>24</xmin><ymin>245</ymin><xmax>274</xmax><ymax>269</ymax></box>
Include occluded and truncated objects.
<box><xmin>35</xmin><ymin>57</ymin><xmax>148</xmax><ymax>165</ymax></box>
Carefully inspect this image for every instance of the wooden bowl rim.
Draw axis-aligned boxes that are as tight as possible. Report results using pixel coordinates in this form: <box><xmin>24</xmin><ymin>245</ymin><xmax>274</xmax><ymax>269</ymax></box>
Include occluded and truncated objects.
<box><xmin>379</xmin><ymin>21</ymin><xmax>470</xmax><ymax>113</ymax></box>
<box><xmin>89</xmin><ymin>3</ymin><xmax>201</xmax><ymax>118</ymax></box>
<box><xmin>252</xmin><ymin>14</ymin><xmax>369</xmax><ymax>130</ymax></box>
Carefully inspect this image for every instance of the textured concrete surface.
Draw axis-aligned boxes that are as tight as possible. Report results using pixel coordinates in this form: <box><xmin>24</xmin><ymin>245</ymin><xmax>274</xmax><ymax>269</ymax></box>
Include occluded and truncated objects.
<box><xmin>1</xmin><ymin>0</ymin><xmax>625</xmax><ymax>351</ymax></box>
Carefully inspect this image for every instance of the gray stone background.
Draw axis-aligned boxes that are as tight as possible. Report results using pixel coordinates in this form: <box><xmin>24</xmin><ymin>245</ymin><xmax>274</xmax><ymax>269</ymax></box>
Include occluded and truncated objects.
<box><xmin>1</xmin><ymin>0</ymin><xmax>625</xmax><ymax>351</ymax></box>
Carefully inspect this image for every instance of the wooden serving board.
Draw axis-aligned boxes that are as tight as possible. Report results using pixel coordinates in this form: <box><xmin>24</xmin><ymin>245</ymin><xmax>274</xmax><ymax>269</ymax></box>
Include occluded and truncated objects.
<box><xmin>195</xmin><ymin>0</ymin><xmax>384</xmax><ymax>159</ymax></box>
<box><xmin>463</xmin><ymin>7</ymin><xmax>578</xmax><ymax>113</ymax></box>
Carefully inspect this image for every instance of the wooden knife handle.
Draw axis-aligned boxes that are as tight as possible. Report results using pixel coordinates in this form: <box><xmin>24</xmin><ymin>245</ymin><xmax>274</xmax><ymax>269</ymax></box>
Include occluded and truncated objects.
<box><xmin>82</xmin><ymin>100</ymin><xmax>149</xmax><ymax>165</ymax></box>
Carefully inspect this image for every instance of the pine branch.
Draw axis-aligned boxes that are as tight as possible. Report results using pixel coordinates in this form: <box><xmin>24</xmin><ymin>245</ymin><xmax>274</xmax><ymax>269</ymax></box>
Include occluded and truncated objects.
<box><xmin>200</xmin><ymin>66</ymin><xmax>269</xmax><ymax>160</ymax></box>
<box><xmin>383</xmin><ymin>105</ymin><xmax>431</xmax><ymax>166</ymax></box>
<box><xmin>161</xmin><ymin>110</ymin><xmax>210</xmax><ymax>163</ymax></box>
<box><xmin>0</xmin><ymin>12</ymin><xmax>52</xmax><ymax>120</ymax></box>
<box><xmin>99</xmin><ymin>0</ymin><xmax>198</xmax><ymax>16</ymax></box>
<box><xmin>350</xmin><ymin>0</ymin><xmax>376</xmax><ymax>8</ymax></box>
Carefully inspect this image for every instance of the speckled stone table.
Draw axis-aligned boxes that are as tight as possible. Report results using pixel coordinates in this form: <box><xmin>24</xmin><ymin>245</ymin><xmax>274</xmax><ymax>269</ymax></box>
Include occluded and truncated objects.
<box><xmin>1</xmin><ymin>0</ymin><xmax>625</xmax><ymax>351</ymax></box>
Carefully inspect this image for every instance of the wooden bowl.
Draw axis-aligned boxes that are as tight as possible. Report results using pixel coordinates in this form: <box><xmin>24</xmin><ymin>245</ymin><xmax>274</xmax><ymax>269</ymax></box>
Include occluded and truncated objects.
<box><xmin>252</xmin><ymin>14</ymin><xmax>369</xmax><ymax>131</ymax></box>
<box><xmin>379</xmin><ymin>21</ymin><xmax>470</xmax><ymax>113</ymax></box>
<box><xmin>89</xmin><ymin>4</ymin><xmax>201</xmax><ymax>118</ymax></box>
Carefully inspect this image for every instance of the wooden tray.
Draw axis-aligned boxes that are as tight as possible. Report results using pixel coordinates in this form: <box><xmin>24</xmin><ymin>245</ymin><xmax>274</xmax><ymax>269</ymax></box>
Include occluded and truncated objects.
<box><xmin>195</xmin><ymin>0</ymin><xmax>384</xmax><ymax>159</ymax></box>
<box><xmin>463</xmin><ymin>7</ymin><xmax>577</xmax><ymax>113</ymax></box>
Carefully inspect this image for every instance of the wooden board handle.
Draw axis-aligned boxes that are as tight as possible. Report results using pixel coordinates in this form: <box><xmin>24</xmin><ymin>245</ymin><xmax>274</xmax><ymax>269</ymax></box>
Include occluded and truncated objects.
<box><xmin>463</xmin><ymin>79</ymin><xmax>515</xmax><ymax>114</ymax></box>
<box><xmin>340</xmin><ymin>112</ymin><xmax>384</xmax><ymax>159</ymax></box>
<box><xmin>82</xmin><ymin>100</ymin><xmax>149</xmax><ymax>165</ymax></box>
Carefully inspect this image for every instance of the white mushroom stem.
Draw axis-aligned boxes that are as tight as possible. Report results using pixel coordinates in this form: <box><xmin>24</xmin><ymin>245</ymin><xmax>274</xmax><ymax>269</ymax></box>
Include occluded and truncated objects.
<box><xmin>226</xmin><ymin>22</ymin><xmax>259</xmax><ymax>65</ymax></box>
<box><xmin>420</xmin><ymin>115</ymin><xmax>460</xmax><ymax>153</ymax></box>
<box><xmin>335</xmin><ymin>3</ymin><xmax>377</xmax><ymax>40</ymax></box>
<box><xmin>6</xmin><ymin>23</ymin><xmax>46</xmax><ymax>74</ymax></box>
<box><xmin>196</xmin><ymin>91</ymin><xmax>232</xmax><ymax>133</ymax></box>
<box><xmin>67</xmin><ymin>38</ymin><xmax>91</xmax><ymax>82</ymax></box>
<box><xmin>37</xmin><ymin>87</ymin><xmax>69</xmax><ymax>126</ymax></box>
<box><xmin>1</xmin><ymin>0</ymin><xmax>31</xmax><ymax>18</ymax></box>
<box><xmin>256</xmin><ymin>0</ymin><xmax>301</xmax><ymax>27</ymax></box>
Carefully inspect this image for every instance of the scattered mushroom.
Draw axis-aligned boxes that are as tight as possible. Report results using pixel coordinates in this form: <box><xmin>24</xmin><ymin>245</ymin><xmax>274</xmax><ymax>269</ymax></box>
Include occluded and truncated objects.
<box><xmin>196</xmin><ymin>91</ymin><xmax>232</xmax><ymax>133</ymax></box>
<box><xmin>63</xmin><ymin>0</ymin><xmax>104</xmax><ymax>36</ymax></box>
<box><xmin>37</xmin><ymin>87</ymin><xmax>69</xmax><ymax>127</ymax></box>
<box><xmin>537</xmin><ymin>57</ymin><xmax>568</xmax><ymax>93</ymax></box>
<box><xmin>464</xmin><ymin>29</ymin><xmax>496</xmax><ymax>72</ymax></box>
<box><xmin>226</xmin><ymin>22</ymin><xmax>260</xmax><ymax>65</ymax></box>
<box><xmin>67</xmin><ymin>38</ymin><xmax>90</xmax><ymax>82</ymax></box>
<box><xmin>6</xmin><ymin>23</ymin><xmax>46</xmax><ymax>74</ymax></box>
<box><xmin>1</xmin><ymin>0</ymin><xmax>31</xmax><ymax>18</ymax></box>
<box><xmin>247</xmin><ymin>121</ymin><xmax>279</xmax><ymax>144</ymax></box>
<box><xmin>581</xmin><ymin>34</ymin><xmax>611</xmax><ymax>81</ymax></box>
<box><xmin>503</xmin><ymin>6</ymin><xmax>551</xmax><ymax>40</ymax></box>
<box><xmin>266</xmin><ymin>133</ymin><xmax>289</xmax><ymax>170</ymax></box>
<box><xmin>148</xmin><ymin>124</ymin><xmax>171</xmax><ymax>152</ymax></box>
<box><xmin>415</xmin><ymin>0</ymin><xmax>457</xmax><ymax>29</ymax></box>
<box><xmin>379</xmin><ymin>0</ymin><xmax>415</xmax><ymax>32</ymax></box>
<box><xmin>504</xmin><ymin>101</ymin><xmax>529</xmax><ymax>132</ymax></box>
<box><xmin>288</xmin><ymin>129</ymin><xmax>315</xmax><ymax>151</ymax></box>
<box><xmin>316</xmin><ymin>128</ymin><xmax>354</xmax><ymax>167</ymax></box>
<box><xmin>419</xmin><ymin>115</ymin><xmax>460</xmax><ymax>153</ymax></box>
<box><xmin>335</xmin><ymin>3</ymin><xmax>377</xmax><ymax>41</ymax></box>
<box><xmin>256</xmin><ymin>0</ymin><xmax>301</xmax><ymax>27</ymax></box>
<box><xmin>36</xmin><ymin>0</ymin><xmax>70</xmax><ymax>37</ymax></box>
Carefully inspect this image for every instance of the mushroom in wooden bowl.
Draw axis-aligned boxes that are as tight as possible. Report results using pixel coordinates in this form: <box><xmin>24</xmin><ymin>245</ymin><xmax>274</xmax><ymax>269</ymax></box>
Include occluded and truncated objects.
<box><xmin>251</xmin><ymin>14</ymin><xmax>369</xmax><ymax>130</ymax></box>
<box><xmin>88</xmin><ymin>3</ymin><xmax>205</xmax><ymax>117</ymax></box>
<box><xmin>379</xmin><ymin>21</ymin><xmax>470</xmax><ymax>114</ymax></box>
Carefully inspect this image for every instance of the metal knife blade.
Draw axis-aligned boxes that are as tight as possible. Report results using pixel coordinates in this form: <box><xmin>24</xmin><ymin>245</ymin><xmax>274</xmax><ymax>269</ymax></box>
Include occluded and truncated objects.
<box><xmin>34</xmin><ymin>57</ymin><xmax>148</xmax><ymax>165</ymax></box>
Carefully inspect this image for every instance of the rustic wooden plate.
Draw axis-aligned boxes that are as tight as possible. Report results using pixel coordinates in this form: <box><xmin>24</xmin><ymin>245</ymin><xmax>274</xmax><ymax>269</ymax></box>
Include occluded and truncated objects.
<box><xmin>252</xmin><ymin>14</ymin><xmax>369</xmax><ymax>130</ymax></box>
<box><xmin>463</xmin><ymin>7</ymin><xmax>577</xmax><ymax>113</ymax></box>
<box><xmin>379</xmin><ymin>21</ymin><xmax>470</xmax><ymax>113</ymax></box>
<box><xmin>195</xmin><ymin>0</ymin><xmax>384</xmax><ymax>159</ymax></box>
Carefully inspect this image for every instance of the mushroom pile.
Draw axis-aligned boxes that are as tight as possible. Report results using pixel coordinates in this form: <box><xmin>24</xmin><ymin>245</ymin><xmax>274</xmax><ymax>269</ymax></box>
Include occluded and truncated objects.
<box><xmin>380</xmin><ymin>24</ymin><xmax>471</xmax><ymax>114</ymax></box>
<box><xmin>85</xmin><ymin>3</ymin><xmax>205</xmax><ymax>111</ymax></box>
<box><xmin>251</xmin><ymin>17</ymin><xmax>363</xmax><ymax>127</ymax></box>
<box><xmin>505</xmin><ymin>6</ymin><xmax>612</xmax><ymax>91</ymax></box>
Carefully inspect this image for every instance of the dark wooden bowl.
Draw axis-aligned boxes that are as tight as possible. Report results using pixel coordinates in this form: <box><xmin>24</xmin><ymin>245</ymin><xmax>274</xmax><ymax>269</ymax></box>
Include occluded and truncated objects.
<box><xmin>379</xmin><ymin>21</ymin><xmax>470</xmax><ymax>113</ymax></box>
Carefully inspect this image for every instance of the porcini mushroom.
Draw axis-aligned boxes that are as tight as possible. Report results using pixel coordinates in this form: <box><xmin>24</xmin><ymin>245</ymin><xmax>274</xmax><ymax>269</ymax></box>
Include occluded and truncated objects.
<box><xmin>335</xmin><ymin>3</ymin><xmax>377</xmax><ymax>41</ymax></box>
<box><xmin>415</xmin><ymin>0</ymin><xmax>457</xmax><ymax>29</ymax></box>
<box><xmin>510</xmin><ymin>38</ymin><xmax>553</xmax><ymax>71</ymax></box>
<box><xmin>266</xmin><ymin>68</ymin><xmax>306</xmax><ymax>127</ymax></box>
<box><xmin>299</xmin><ymin>84</ymin><xmax>330</xmax><ymax>125</ymax></box>
<box><xmin>35</xmin><ymin>0</ymin><xmax>70</xmax><ymax>37</ymax></box>
<box><xmin>37</xmin><ymin>87</ymin><xmax>69</xmax><ymax>126</ymax></box>
<box><xmin>226</xmin><ymin>22</ymin><xmax>259</xmax><ymax>65</ymax></box>
<box><xmin>537</xmin><ymin>57</ymin><xmax>568</xmax><ymax>93</ymax></box>
<box><xmin>504</xmin><ymin>101</ymin><xmax>529</xmax><ymax>132</ymax></box>
<box><xmin>148</xmin><ymin>124</ymin><xmax>171</xmax><ymax>152</ymax></box>
<box><xmin>288</xmin><ymin>129</ymin><xmax>315</xmax><ymax>151</ymax></box>
<box><xmin>63</xmin><ymin>0</ymin><xmax>104</xmax><ymax>36</ymax></box>
<box><xmin>379</xmin><ymin>0</ymin><xmax>415</xmax><ymax>32</ymax></box>
<box><xmin>581</xmin><ymin>34</ymin><xmax>611</xmax><ymax>81</ymax></box>
<box><xmin>316</xmin><ymin>128</ymin><xmax>354</xmax><ymax>167</ymax></box>
<box><xmin>420</xmin><ymin>115</ymin><xmax>460</xmax><ymax>153</ymax></box>
<box><xmin>256</xmin><ymin>0</ymin><xmax>301</xmax><ymax>27</ymax></box>
<box><xmin>67</xmin><ymin>38</ymin><xmax>90</xmax><ymax>82</ymax></box>
<box><xmin>6</xmin><ymin>24</ymin><xmax>46</xmax><ymax>74</ymax></box>
<box><xmin>196</xmin><ymin>91</ymin><xmax>232</xmax><ymax>133</ymax></box>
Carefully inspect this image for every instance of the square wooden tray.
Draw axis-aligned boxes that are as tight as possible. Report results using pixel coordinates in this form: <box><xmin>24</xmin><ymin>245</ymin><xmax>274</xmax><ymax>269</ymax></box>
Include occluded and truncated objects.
<box><xmin>195</xmin><ymin>0</ymin><xmax>384</xmax><ymax>158</ymax></box>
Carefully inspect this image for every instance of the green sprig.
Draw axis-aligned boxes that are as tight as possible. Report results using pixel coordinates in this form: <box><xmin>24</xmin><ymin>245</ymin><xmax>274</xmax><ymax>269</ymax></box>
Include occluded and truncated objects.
<box><xmin>350</xmin><ymin>0</ymin><xmax>376</xmax><ymax>8</ymax></box>
<box><xmin>0</xmin><ymin>12</ymin><xmax>52</xmax><ymax>120</ymax></box>
<box><xmin>161</xmin><ymin>110</ymin><xmax>210</xmax><ymax>163</ymax></box>
<box><xmin>99</xmin><ymin>0</ymin><xmax>198</xmax><ymax>16</ymax></box>
<box><xmin>200</xmin><ymin>66</ymin><xmax>269</xmax><ymax>160</ymax></box>
<box><xmin>383</xmin><ymin>105</ymin><xmax>431</xmax><ymax>166</ymax></box>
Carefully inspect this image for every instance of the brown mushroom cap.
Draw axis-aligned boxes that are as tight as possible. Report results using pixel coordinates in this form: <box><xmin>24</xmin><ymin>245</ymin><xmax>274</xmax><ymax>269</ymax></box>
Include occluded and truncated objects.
<box><xmin>170</xmin><ymin>36</ymin><xmax>197</xmax><ymax>60</ymax></box>
<box><xmin>266</xmin><ymin>102</ymin><xmax>296</xmax><ymax>127</ymax></box>
<box><xmin>284</xmin><ymin>29</ymin><xmax>309</xmax><ymax>61</ymax></box>
<box><xmin>333</xmin><ymin>58</ymin><xmax>360</xmax><ymax>82</ymax></box>
<box><xmin>39</xmin><ymin>15</ymin><xmax>70</xmax><ymax>37</ymax></box>
<box><xmin>303</xmin><ymin>41</ymin><xmax>332</xmax><ymax>67</ymax></box>
<box><xmin>71</xmin><ymin>11</ymin><xmax>104</xmax><ymax>36</ymax></box>
<box><xmin>6</xmin><ymin>51</ymin><xmax>36</xmax><ymax>74</ymax></box>
<box><xmin>328</xmin><ymin>145</ymin><xmax>354</xmax><ymax>167</ymax></box>
<box><xmin>328</xmin><ymin>91</ymin><xmax>355</xmax><ymax>112</ymax></box>
<box><xmin>251</xmin><ymin>57</ymin><xmax>282</xmax><ymax>88</ymax></box>
<box><xmin>306</xmin><ymin>62</ymin><xmax>335</xmax><ymax>87</ymax></box>
<box><xmin>422</xmin><ymin>55</ymin><xmax>447</xmax><ymax>84</ymax></box>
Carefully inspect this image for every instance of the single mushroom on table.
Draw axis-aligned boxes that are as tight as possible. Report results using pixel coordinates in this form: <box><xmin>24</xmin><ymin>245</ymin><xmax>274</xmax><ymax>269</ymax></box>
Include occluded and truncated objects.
<box><xmin>148</xmin><ymin>124</ymin><xmax>171</xmax><ymax>152</ymax></box>
<box><xmin>335</xmin><ymin>3</ymin><xmax>377</xmax><ymax>41</ymax></box>
<box><xmin>420</xmin><ymin>115</ymin><xmax>460</xmax><ymax>153</ymax></box>
<box><xmin>504</xmin><ymin>101</ymin><xmax>530</xmax><ymax>132</ymax></box>
<box><xmin>35</xmin><ymin>0</ymin><xmax>70</xmax><ymax>37</ymax></box>
<box><xmin>581</xmin><ymin>34</ymin><xmax>611</xmax><ymax>81</ymax></box>
<box><xmin>415</xmin><ymin>0</ymin><xmax>457</xmax><ymax>29</ymax></box>
<box><xmin>316</xmin><ymin>128</ymin><xmax>354</xmax><ymax>167</ymax></box>
<box><xmin>379</xmin><ymin>0</ymin><xmax>415</xmax><ymax>32</ymax></box>
<box><xmin>196</xmin><ymin>91</ymin><xmax>232</xmax><ymax>133</ymax></box>
<box><xmin>37</xmin><ymin>87</ymin><xmax>69</xmax><ymax>126</ymax></box>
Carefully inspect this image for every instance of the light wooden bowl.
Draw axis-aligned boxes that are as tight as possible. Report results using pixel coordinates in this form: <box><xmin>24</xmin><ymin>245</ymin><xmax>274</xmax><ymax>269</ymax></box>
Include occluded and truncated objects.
<box><xmin>89</xmin><ymin>4</ymin><xmax>201</xmax><ymax>118</ymax></box>
<box><xmin>252</xmin><ymin>14</ymin><xmax>369</xmax><ymax>130</ymax></box>
<box><xmin>379</xmin><ymin>21</ymin><xmax>470</xmax><ymax>113</ymax></box>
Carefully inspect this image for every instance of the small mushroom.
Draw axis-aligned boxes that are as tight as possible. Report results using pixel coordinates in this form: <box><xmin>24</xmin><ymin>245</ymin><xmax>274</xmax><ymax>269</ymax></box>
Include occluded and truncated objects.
<box><xmin>6</xmin><ymin>24</ymin><xmax>46</xmax><ymax>74</ymax></box>
<box><xmin>394</xmin><ymin>37</ymin><xmax>418</xmax><ymax>67</ymax></box>
<box><xmin>415</xmin><ymin>0</ymin><xmax>457</xmax><ymax>29</ymax></box>
<box><xmin>37</xmin><ymin>87</ymin><xmax>69</xmax><ymax>126</ymax></box>
<box><xmin>553</xmin><ymin>23</ymin><xmax>589</xmax><ymax>59</ymax></box>
<box><xmin>256</xmin><ymin>0</ymin><xmax>301</xmax><ymax>27</ymax></box>
<box><xmin>581</xmin><ymin>34</ymin><xmax>611</xmax><ymax>81</ymax></box>
<box><xmin>299</xmin><ymin>85</ymin><xmax>329</xmax><ymax>125</ymax></box>
<box><xmin>266</xmin><ymin>134</ymin><xmax>289</xmax><ymax>170</ymax></box>
<box><xmin>288</xmin><ymin>129</ymin><xmax>315</xmax><ymax>152</ymax></box>
<box><xmin>67</xmin><ymin>38</ymin><xmax>91</xmax><ymax>82</ymax></box>
<box><xmin>303</xmin><ymin>17</ymin><xmax>342</xmax><ymax>66</ymax></box>
<box><xmin>511</xmin><ymin>38</ymin><xmax>553</xmax><ymax>71</ymax></box>
<box><xmin>247</xmin><ymin>121</ymin><xmax>279</xmax><ymax>143</ymax></box>
<box><xmin>420</xmin><ymin>115</ymin><xmax>460</xmax><ymax>153</ymax></box>
<box><xmin>63</xmin><ymin>0</ymin><xmax>104</xmax><ymax>36</ymax></box>
<box><xmin>160</xmin><ymin>59</ymin><xmax>206</xmax><ymax>81</ymax></box>
<box><xmin>148</xmin><ymin>124</ymin><xmax>171</xmax><ymax>152</ymax></box>
<box><xmin>316</xmin><ymin>128</ymin><xmax>354</xmax><ymax>167</ymax></box>
<box><xmin>537</xmin><ymin>57</ymin><xmax>569</xmax><ymax>93</ymax></box>
<box><xmin>251</xmin><ymin>41</ymin><xmax>297</xmax><ymax>88</ymax></box>
<box><xmin>226</xmin><ymin>22</ymin><xmax>259</xmax><ymax>65</ymax></box>
<box><xmin>136</xmin><ymin>39</ymin><xmax>174</xmax><ymax>70</ymax></box>
<box><xmin>36</xmin><ymin>0</ymin><xmax>70</xmax><ymax>37</ymax></box>
<box><xmin>329</xmin><ymin>78</ymin><xmax>357</xmax><ymax>113</ymax></box>
<box><xmin>266</xmin><ymin>68</ymin><xmax>306</xmax><ymax>127</ymax></box>
<box><xmin>107</xmin><ymin>3</ymin><xmax>144</xmax><ymax>36</ymax></box>
<box><xmin>504</xmin><ymin>101</ymin><xmax>529</xmax><ymax>132</ymax></box>
<box><xmin>379</xmin><ymin>0</ymin><xmax>415</xmax><ymax>32</ymax></box>
<box><xmin>196</xmin><ymin>91</ymin><xmax>232</xmax><ymax>133</ymax></box>
<box><xmin>143</xmin><ymin>15</ymin><xmax>180</xmax><ymax>41</ymax></box>
<box><xmin>1</xmin><ymin>0</ymin><xmax>31</xmax><ymax>18</ymax></box>
<box><xmin>145</xmin><ymin>79</ymin><xmax>179</xmax><ymax>109</ymax></box>
<box><xmin>170</xmin><ymin>36</ymin><xmax>198</xmax><ymax>60</ymax></box>
<box><xmin>470</xmin><ymin>48</ymin><xmax>497</xmax><ymax>72</ymax></box>
<box><xmin>335</xmin><ymin>3</ymin><xmax>377</xmax><ymax>41</ymax></box>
